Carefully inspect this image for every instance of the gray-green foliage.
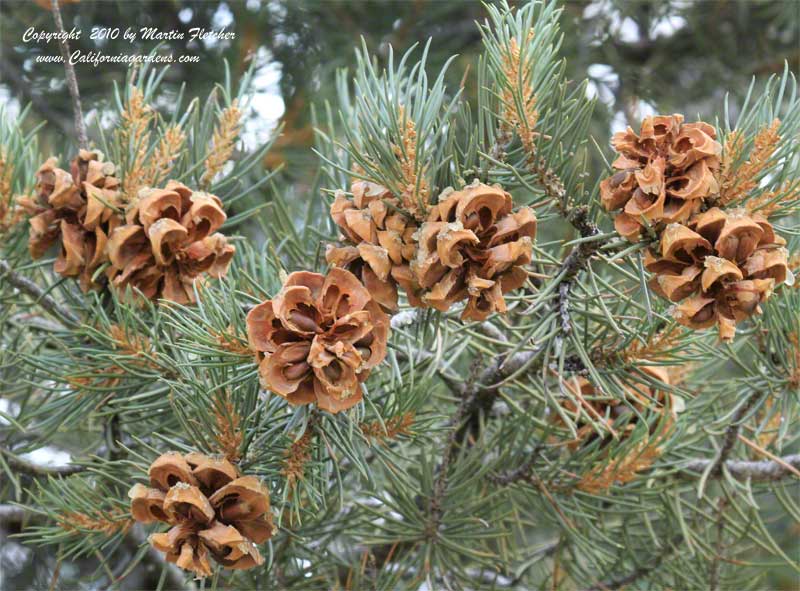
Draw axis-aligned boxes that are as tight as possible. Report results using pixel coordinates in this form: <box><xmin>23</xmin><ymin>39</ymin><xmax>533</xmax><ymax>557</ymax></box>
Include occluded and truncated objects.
<box><xmin>1</xmin><ymin>1</ymin><xmax>798</xmax><ymax>590</ymax></box>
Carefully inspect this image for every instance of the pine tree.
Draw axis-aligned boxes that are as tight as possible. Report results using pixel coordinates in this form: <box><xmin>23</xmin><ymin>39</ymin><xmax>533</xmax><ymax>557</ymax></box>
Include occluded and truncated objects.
<box><xmin>1</xmin><ymin>1</ymin><xmax>798</xmax><ymax>590</ymax></box>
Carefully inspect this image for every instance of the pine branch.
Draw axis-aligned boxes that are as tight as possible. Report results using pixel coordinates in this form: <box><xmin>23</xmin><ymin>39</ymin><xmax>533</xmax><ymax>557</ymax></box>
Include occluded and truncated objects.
<box><xmin>580</xmin><ymin>536</ymin><xmax>683</xmax><ymax>591</ymax></box>
<box><xmin>682</xmin><ymin>454</ymin><xmax>800</xmax><ymax>482</ymax></box>
<box><xmin>455</xmin><ymin>208</ymin><xmax>599</xmax><ymax>445</ymax></box>
<box><xmin>0</xmin><ymin>447</ymin><xmax>86</xmax><ymax>477</ymax></box>
<box><xmin>709</xmin><ymin>392</ymin><xmax>762</xmax><ymax>477</ymax></box>
<box><xmin>0</xmin><ymin>503</ymin><xmax>26</xmax><ymax>523</ymax></box>
<box><xmin>708</xmin><ymin>497</ymin><xmax>729</xmax><ymax>591</ymax></box>
<box><xmin>426</xmin><ymin>387</ymin><xmax>474</xmax><ymax>538</ymax></box>
<box><xmin>456</xmin><ymin>348</ymin><xmax>540</xmax><ymax>443</ymax></box>
<box><xmin>0</xmin><ymin>259</ymin><xmax>80</xmax><ymax>327</ymax></box>
<box><xmin>553</xmin><ymin>205</ymin><xmax>602</xmax><ymax>337</ymax></box>
<box><xmin>50</xmin><ymin>0</ymin><xmax>88</xmax><ymax>150</ymax></box>
<box><xmin>0</xmin><ymin>56</ymin><xmax>73</xmax><ymax>137</ymax></box>
<box><xmin>580</xmin><ymin>557</ymin><xmax>663</xmax><ymax>591</ymax></box>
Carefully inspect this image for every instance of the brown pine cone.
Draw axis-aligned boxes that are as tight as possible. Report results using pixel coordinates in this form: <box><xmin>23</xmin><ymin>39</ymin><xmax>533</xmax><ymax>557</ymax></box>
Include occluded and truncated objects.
<box><xmin>246</xmin><ymin>267</ymin><xmax>389</xmax><ymax>413</ymax></box>
<box><xmin>128</xmin><ymin>452</ymin><xmax>274</xmax><ymax>577</ymax></box>
<box><xmin>555</xmin><ymin>366</ymin><xmax>673</xmax><ymax>447</ymax></box>
<box><xmin>106</xmin><ymin>181</ymin><xmax>235</xmax><ymax>304</ymax></box>
<box><xmin>411</xmin><ymin>181</ymin><xmax>536</xmax><ymax>321</ymax></box>
<box><xmin>646</xmin><ymin>208</ymin><xmax>789</xmax><ymax>341</ymax></box>
<box><xmin>19</xmin><ymin>150</ymin><xmax>123</xmax><ymax>290</ymax></box>
<box><xmin>326</xmin><ymin>180</ymin><xmax>420</xmax><ymax>311</ymax></box>
<box><xmin>600</xmin><ymin>114</ymin><xmax>721</xmax><ymax>241</ymax></box>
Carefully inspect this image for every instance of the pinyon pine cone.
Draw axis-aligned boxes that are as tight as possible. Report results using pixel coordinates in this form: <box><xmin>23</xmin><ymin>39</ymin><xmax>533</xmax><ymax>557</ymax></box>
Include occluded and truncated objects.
<box><xmin>246</xmin><ymin>267</ymin><xmax>390</xmax><ymax>413</ymax></box>
<box><xmin>601</xmin><ymin>114</ymin><xmax>722</xmax><ymax>241</ymax></box>
<box><xmin>326</xmin><ymin>180</ymin><xmax>420</xmax><ymax>311</ymax></box>
<box><xmin>555</xmin><ymin>366</ymin><xmax>673</xmax><ymax>447</ymax></box>
<box><xmin>106</xmin><ymin>180</ymin><xmax>235</xmax><ymax>304</ymax></box>
<box><xmin>129</xmin><ymin>451</ymin><xmax>273</xmax><ymax>577</ymax></box>
<box><xmin>18</xmin><ymin>150</ymin><xmax>124</xmax><ymax>290</ymax></box>
<box><xmin>646</xmin><ymin>208</ymin><xmax>790</xmax><ymax>341</ymax></box>
<box><xmin>412</xmin><ymin>181</ymin><xmax>536</xmax><ymax>321</ymax></box>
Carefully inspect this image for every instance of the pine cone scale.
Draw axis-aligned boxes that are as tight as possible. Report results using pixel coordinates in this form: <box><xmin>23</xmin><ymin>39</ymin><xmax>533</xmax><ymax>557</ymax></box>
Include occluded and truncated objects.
<box><xmin>247</xmin><ymin>268</ymin><xmax>389</xmax><ymax>414</ymax></box>
<box><xmin>130</xmin><ymin>452</ymin><xmax>274</xmax><ymax>577</ymax></box>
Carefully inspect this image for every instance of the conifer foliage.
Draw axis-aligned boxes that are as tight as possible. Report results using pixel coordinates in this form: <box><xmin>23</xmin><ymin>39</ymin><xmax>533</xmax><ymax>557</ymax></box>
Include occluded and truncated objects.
<box><xmin>0</xmin><ymin>1</ymin><xmax>798</xmax><ymax>589</ymax></box>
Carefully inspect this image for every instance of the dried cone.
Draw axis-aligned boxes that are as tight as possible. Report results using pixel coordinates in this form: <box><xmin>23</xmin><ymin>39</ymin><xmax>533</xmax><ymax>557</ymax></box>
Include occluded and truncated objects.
<box><xmin>600</xmin><ymin>114</ymin><xmax>722</xmax><ymax>241</ymax></box>
<box><xmin>18</xmin><ymin>150</ymin><xmax>124</xmax><ymax>290</ymax></box>
<box><xmin>129</xmin><ymin>452</ymin><xmax>273</xmax><ymax>577</ymax></box>
<box><xmin>326</xmin><ymin>180</ymin><xmax>420</xmax><ymax>311</ymax></box>
<box><xmin>411</xmin><ymin>181</ymin><xmax>536</xmax><ymax>321</ymax></box>
<box><xmin>646</xmin><ymin>208</ymin><xmax>789</xmax><ymax>341</ymax></box>
<box><xmin>246</xmin><ymin>267</ymin><xmax>390</xmax><ymax>413</ymax></box>
<box><xmin>555</xmin><ymin>366</ymin><xmax>673</xmax><ymax>447</ymax></box>
<box><xmin>106</xmin><ymin>180</ymin><xmax>235</xmax><ymax>304</ymax></box>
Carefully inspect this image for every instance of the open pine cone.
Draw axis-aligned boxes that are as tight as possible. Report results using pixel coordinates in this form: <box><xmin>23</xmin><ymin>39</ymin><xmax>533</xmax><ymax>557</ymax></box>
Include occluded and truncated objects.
<box><xmin>129</xmin><ymin>451</ymin><xmax>273</xmax><ymax>577</ymax></box>
<box><xmin>555</xmin><ymin>366</ymin><xmax>673</xmax><ymax>447</ymax></box>
<box><xmin>646</xmin><ymin>208</ymin><xmax>789</xmax><ymax>341</ymax></box>
<box><xmin>326</xmin><ymin>180</ymin><xmax>420</xmax><ymax>311</ymax></box>
<box><xmin>411</xmin><ymin>181</ymin><xmax>536</xmax><ymax>321</ymax></box>
<box><xmin>18</xmin><ymin>150</ymin><xmax>124</xmax><ymax>290</ymax></box>
<box><xmin>246</xmin><ymin>267</ymin><xmax>390</xmax><ymax>413</ymax></box>
<box><xmin>106</xmin><ymin>181</ymin><xmax>235</xmax><ymax>304</ymax></box>
<box><xmin>600</xmin><ymin>114</ymin><xmax>722</xmax><ymax>241</ymax></box>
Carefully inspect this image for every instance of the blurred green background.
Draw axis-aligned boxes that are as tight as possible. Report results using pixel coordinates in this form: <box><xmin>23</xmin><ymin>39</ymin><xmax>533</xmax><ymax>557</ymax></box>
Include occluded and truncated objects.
<box><xmin>1</xmin><ymin>1</ymin><xmax>798</xmax><ymax>589</ymax></box>
<box><xmin>1</xmin><ymin>0</ymin><xmax>798</xmax><ymax>189</ymax></box>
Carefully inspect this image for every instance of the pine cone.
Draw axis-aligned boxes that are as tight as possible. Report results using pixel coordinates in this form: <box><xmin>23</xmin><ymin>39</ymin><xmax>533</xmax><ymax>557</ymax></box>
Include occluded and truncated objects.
<box><xmin>556</xmin><ymin>366</ymin><xmax>672</xmax><ymax>447</ymax></box>
<box><xmin>19</xmin><ymin>150</ymin><xmax>123</xmax><ymax>290</ymax></box>
<box><xmin>246</xmin><ymin>267</ymin><xmax>389</xmax><ymax>413</ymax></box>
<box><xmin>411</xmin><ymin>181</ymin><xmax>536</xmax><ymax>321</ymax></box>
<box><xmin>600</xmin><ymin>114</ymin><xmax>721</xmax><ymax>241</ymax></box>
<box><xmin>326</xmin><ymin>180</ymin><xmax>420</xmax><ymax>311</ymax></box>
<box><xmin>646</xmin><ymin>208</ymin><xmax>789</xmax><ymax>341</ymax></box>
<box><xmin>106</xmin><ymin>181</ymin><xmax>235</xmax><ymax>304</ymax></box>
<box><xmin>128</xmin><ymin>452</ymin><xmax>274</xmax><ymax>577</ymax></box>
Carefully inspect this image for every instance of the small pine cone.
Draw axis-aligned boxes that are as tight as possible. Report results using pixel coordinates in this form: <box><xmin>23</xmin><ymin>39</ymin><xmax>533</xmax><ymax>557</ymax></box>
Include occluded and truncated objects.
<box><xmin>128</xmin><ymin>452</ymin><xmax>274</xmax><ymax>577</ymax></box>
<box><xmin>646</xmin><ymin>208</ymin><xmax>789</xmax><ymax>341</ymax></box>
<box><xmin>326</xmin><ymin>180</ymin><xmax>420</xmax><ymax>311</ymax></box>
<box><xmin>600</xmin><ymin>114</ymin><xmax>721</xmax><ymax>241</ymax></box>
<box><xmin>107</xmin><ymin>181</ymin><xmax>235</xmax><ymax>304</ymax></box>
<box><xmin>411</xmin><ymin>181</ymin><xmax>536</xmax><ymax>321</ymax></box>
<box><xmin>246</xmin><ymin>267</ymin><xmax>389</xmax><ymax>413</ymax></box>
<box><xmin>20</xmin><ymin>150</ymin><xmax>123</xmax><ymax>290</ymax></box>
<box><xmin>555</xmin><ymin>366</ymin><xmax>672</xmax><ymax>447</ymax></box>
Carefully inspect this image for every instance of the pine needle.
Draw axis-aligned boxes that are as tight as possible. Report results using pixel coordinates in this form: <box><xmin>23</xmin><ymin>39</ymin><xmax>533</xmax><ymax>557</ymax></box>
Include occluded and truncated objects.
<box><xmin>392</xmin><ymin>106</ymin><xmax>429</xmax><ymax>216</ymax></box>
<box><xmin>360</xmin><ymin>412</ymin><xmax>414</xmax><ymax>444</ymax></box>
<box><xmin>788</xmin><ymin>331</ymin><xmax>800</xmax><ymax>387</ymax></box>
<box><xmin>718</xmin><ymin>119</ymin><xmax>781</xmax><ymax>206</ymax></box>
<box><xmin>621</xmin><ymin>325</ymin><xmax>682</xmax><ymax>363</ymax></box>
<box><xmin>117</xmin><ymin>87</ymin><xmax>154</xmax><ymax>200</ymax></box>
<box><xmin>57</xmin><ymin>509</ymin><xmax>132</xmax><ymax>536</ymax></box>
<box><xmin>0</xmin><ymin>148</ymin><xmax>12</xmax><ymax>201</ymax></box>
<box><xmin>746</xmin><ymin>180</ymin><xmax>800</xmax><ymax>217</ymax></box>
<box><xmin>210</xmin><ymin>325</ymin><xmax>251</xmax><ymax>356</ymax></box>
<box><xmin>577</xmin><ymin>421</ymin><xmax>671</xmax><ymax>494</ymax></box>
<box><xmin>0</xmin><ymin>148</ymin><xmax>18</xmax><ymax>230</ymax></box>
<box><xmin>501</xmin><ymin>33</ymin><xmax>539</xmax><ymax>156</ymax></box>
<box><xmin>213</xmin><ymin>390</ymin><xmax>243</xmax><ymax>463</ymax></box>
<box><xmin>145</xmin><ymin>125</ymin><xmax>185</xmax><ymax>187</ymax></box>
<box><xmin>283</xmin><ymin>426</ymin><xmax>314</xmax><ymax>488</ymax></box>
<box><xmin>109</xmin><ymin>324</ymin><xmax>154</xmax><ymax>359</ymax></box>
<box><xmin>755</xmin><ymin>397</ymin><xmax>781</xmax><ymax>450</ymax></box>
<box><xmin>202</xmin><ymin>100</ymin><xmax>242</xmax><ymax>188</ymax></box>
